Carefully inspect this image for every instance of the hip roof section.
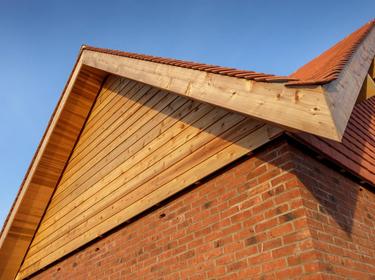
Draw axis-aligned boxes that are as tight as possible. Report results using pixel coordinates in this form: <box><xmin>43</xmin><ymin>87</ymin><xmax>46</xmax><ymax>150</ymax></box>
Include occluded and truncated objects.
<box><xmin>288</xmin><ymin>20</ymin><xmax>375</xmax><ymax>86</ymax></box>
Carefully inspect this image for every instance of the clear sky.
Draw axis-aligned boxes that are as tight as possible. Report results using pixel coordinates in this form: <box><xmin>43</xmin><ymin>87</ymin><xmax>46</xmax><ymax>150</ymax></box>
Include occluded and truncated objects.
<box><xmin>0</xmin><ymin>0</ymin><xmax>374</xmax><ymax>229</ymax></box>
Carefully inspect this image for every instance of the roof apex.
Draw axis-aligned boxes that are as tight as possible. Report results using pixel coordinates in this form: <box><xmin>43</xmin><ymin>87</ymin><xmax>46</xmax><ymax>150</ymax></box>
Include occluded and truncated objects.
<box><xmin>287</xmin><ymin>19</ymin><xmax>375</xmax><ymax>86</ymax></box>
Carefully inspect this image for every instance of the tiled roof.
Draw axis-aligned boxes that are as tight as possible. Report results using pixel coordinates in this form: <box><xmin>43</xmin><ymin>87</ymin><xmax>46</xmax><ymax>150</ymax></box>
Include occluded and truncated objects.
<box><xmin>287</xmin><ymin>20</ymin><xmax>375</xmax><ymax>86</ymax></box>
<box><xmin>84</xmin><ymin>19</ymin><xmax>375</xmax><ymax>87</ymax></box>
<box><xmin>293</xmin><ymin>96</ymin><xmax>375</xmax><ymax>185</ymax></box>
<box><xmin>82</xmin><ymin>46</ymin><xmax>299</xmax><ymax>83</ymax></box>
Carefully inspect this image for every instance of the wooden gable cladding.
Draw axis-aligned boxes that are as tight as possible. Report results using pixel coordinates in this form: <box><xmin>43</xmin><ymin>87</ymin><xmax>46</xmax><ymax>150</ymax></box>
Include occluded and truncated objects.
<box><xmin>0</xmin><ymin>65</ymin><xmax>105</xmax><ymax>280</ymax></box>
<box><xmin>17</xmin><ymin>75</ymin><xmax>281</xmax><ymax>278</ymax></box>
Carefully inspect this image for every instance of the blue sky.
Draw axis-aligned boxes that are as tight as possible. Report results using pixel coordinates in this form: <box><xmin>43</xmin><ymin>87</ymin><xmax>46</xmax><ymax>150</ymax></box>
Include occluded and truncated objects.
<box><xmin>0</xmin><ymin>0</ymin><xmax>373</xmax><ymax>228</ymax></box>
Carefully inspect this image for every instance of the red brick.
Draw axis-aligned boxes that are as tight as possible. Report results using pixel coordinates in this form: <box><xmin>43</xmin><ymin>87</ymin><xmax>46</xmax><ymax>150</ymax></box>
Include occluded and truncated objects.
<box><xmin>276</xmin><ymin>266</ymin><xmax>304</xmax><ymax>279</ymax></box>
<box><xmin>262</xmin><ymin>238</ymin><xmax>282</xmax><ymax>251</ymax></box>
<box><xmin>32</xmin><ymin>140</ymin><xmax>375</xmax><ymax>280</ymax></box>
<box><xmin>216</xmin><ymin>254</ymin><xmax>235</xmax><ymax>266</ymax></box>
<box><xmin>272</xmin><ymin>244</ymin><xmax>297</xmax><ymax>258</ymax></box>
<box><xmin>262</xmin><ymin>258</ymin><xmax>287</xmax><ymax>273</ymax></box>
<box><xmin>269</xmin><ymin>223</ymin><xmax>294</xmax><ymax>238</ymax></box>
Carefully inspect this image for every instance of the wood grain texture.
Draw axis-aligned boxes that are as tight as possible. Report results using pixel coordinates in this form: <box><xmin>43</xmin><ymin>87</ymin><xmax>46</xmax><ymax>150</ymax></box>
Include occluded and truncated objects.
<box><xmin>81</xmin><ymin>50</ymin><xmax>344</xmax><ymax>141</ymax></box>
<box><xmin>18</xmin><ymin>76</ymin><xmax>279</xmax><ymax>278</ymax></box>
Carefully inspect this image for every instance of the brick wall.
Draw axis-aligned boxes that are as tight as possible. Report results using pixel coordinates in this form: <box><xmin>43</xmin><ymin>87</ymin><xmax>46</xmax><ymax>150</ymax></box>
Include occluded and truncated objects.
<box><xmin>292</xmin><ymin>144</ymin><xmax>375</xmax><ymax>279</ymax></box>
<box><xmin>29</xmin><ymin>139</ymin><xmax>375</xmax><ymax>280</ymax></box>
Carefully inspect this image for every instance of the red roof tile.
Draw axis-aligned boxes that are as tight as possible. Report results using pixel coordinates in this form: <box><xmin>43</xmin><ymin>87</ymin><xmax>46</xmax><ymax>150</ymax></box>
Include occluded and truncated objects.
<box><xmin>293</xmin><ymin>96</ymin><xmax>375</xmax><ymax>185</ymax></box>
<box><xmin>287</xmin><ymin>20</ymin><xmax>375</xmax><ymax>86</ymax></box>
<box><xmin>82</xmin><ymin>45</ymin><xmax>300</xmax><ymax>83</ymax></box>
<box><xmin>83</xmin><ymin>20</ymin><xmax>374</xmax><ymax>87</ymax></box>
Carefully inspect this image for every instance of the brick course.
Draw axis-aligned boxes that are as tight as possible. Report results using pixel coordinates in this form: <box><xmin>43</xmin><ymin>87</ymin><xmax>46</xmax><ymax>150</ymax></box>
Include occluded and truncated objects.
<box><xmin>30</xmin><ymin>139</ymin><xmax>375</xmax><ymax>280</ymax></box>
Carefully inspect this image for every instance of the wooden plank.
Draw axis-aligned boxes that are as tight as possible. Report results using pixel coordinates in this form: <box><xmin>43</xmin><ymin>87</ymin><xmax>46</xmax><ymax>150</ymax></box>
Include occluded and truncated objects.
<box><xmin>81</xmin><ymin>49</ymin><xmax>343</xmax><ymax>140</ymax></box>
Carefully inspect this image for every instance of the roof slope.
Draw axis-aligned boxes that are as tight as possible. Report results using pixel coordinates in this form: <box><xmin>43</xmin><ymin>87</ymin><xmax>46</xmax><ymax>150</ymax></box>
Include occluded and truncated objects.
<box><xmin>288</xmin><ymin>20</ymin><xmax>375</xmax><ymax>86</ymax></box>
<box><xmin>293</xmin><ymin>96</ymin><xmax>375</xmax><ymax>185</ymax></box>
<box><xmin>84</xmin><ymin>19</ymin><xmax>375</xmax><ymax>87</ymax></box>
<box><xmin>83</xmin><ymin>46</ymin><xmax>299</xmax><ymax>83</ymax></box>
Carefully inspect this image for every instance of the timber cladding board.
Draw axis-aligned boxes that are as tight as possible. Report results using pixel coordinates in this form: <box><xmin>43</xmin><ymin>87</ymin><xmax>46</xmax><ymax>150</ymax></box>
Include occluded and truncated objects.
<box><xmin>0</xmin><ymin>65</ymin><xmax>106</xmax><ymax>280</ymax></box>
<box><xmin>17</xmin><ymin>75</ymin><xmax>280</xmax><ymax>278</ymax></box>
